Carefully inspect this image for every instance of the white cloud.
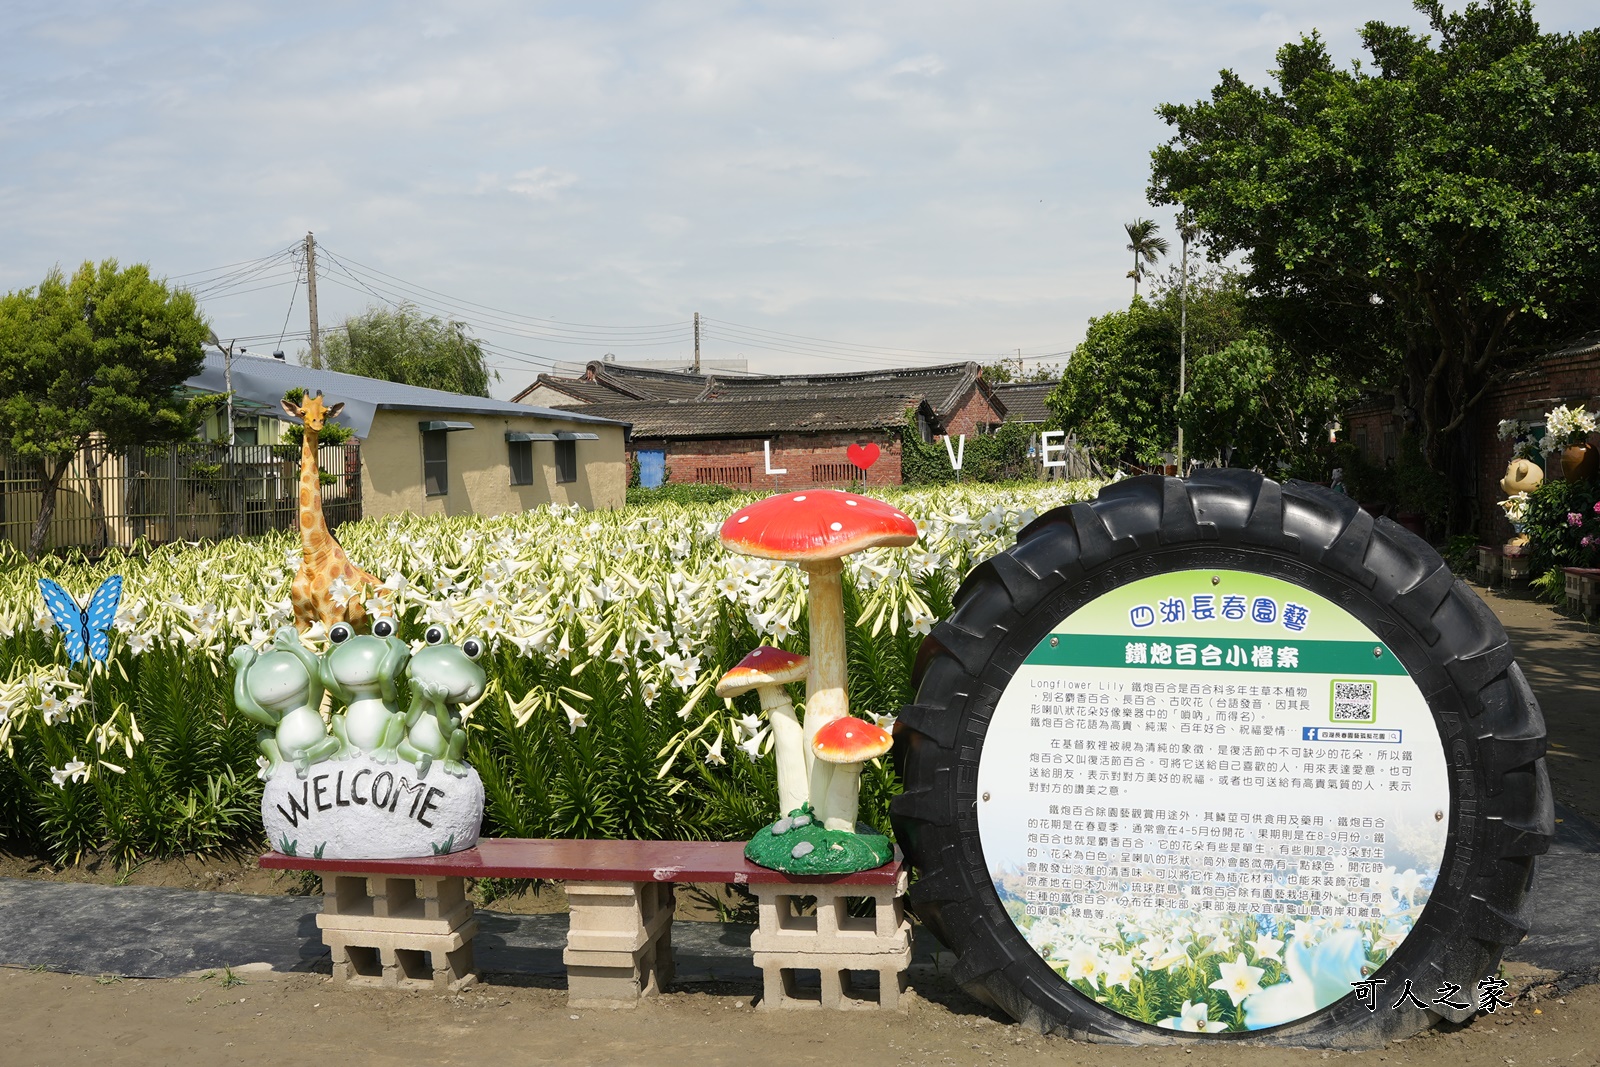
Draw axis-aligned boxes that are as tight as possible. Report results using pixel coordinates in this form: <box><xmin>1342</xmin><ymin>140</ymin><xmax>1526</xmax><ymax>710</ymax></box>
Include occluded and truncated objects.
<box><xmin>1</xmin><ymin>0</ymin><xmax>1596</xmax><ymax>389</ymax></box>
<box><xmin>505</xmin><ymin>167</ymin><xmax>578</xmax><ymax>200</ymax></box>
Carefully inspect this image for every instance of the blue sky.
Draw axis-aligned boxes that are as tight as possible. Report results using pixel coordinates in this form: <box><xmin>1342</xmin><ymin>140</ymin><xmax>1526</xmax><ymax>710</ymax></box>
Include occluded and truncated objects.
<box><xmin>2</xmin><ymin>2</ymin><xmax>1593</xmax><ymax>396</ymax></box>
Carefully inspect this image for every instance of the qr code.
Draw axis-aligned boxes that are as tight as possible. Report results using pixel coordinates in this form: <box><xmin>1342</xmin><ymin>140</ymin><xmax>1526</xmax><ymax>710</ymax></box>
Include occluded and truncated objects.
<box><xmin>1332</xmin><ymin>680</ymin><xmax>1376</xmax><ymax>723</ymax></box>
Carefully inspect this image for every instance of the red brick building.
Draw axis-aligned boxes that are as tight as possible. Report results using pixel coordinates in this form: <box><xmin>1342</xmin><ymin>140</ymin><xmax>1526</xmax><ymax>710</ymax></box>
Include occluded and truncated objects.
<box><xmin>512</xmin><ymin>361</ymin><xmax>1008</xmax><ymax>490</ymax></box>
<box><xmin>1342</xmin><ymin>333</ymin><xmax>1600</xmax><ymax>537</ymax></box>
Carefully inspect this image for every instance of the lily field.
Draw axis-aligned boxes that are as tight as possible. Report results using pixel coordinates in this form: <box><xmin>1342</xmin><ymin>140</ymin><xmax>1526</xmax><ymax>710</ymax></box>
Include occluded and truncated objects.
<box><xmin>0</xmin><ymin>480</ymin><xmax>1101</xmax><ymax>865</ymax></box>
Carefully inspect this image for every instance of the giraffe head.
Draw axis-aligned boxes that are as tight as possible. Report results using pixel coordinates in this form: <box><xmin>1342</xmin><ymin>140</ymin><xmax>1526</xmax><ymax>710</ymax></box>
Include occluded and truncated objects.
<box><xmin>282</xmin><ymin>391</ymin><xmax>345</xmax><ymax>435</ymax></box>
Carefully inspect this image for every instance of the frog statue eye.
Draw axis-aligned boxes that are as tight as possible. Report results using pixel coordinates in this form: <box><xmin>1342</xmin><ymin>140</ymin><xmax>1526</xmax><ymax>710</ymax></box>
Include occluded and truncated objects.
<box><xmin>371</xmin><ymin>618</ymin><xmax>396</xmax><ymax>639</ymax></box>
<box><xmin>461</xmin><ymin>637</ymin><xmax>483</xmax><ymax>660</ymax></box>
<box><xmin>425</xmin><ymin>625</ymin><xmax>447</xmax><ymax>646</ymax></box>
<box><xmin>329</xmin><ymin>622</ymin><xmax>353</xmax><ymax>644</ymax></box>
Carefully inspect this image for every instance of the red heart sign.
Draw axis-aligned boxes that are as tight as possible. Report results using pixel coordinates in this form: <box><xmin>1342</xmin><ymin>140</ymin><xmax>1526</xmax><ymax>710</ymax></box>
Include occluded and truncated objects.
<box><xmin>847</xmin><ymin>442</ymin><xmax>880</xmax><ymax>471</ymax></box>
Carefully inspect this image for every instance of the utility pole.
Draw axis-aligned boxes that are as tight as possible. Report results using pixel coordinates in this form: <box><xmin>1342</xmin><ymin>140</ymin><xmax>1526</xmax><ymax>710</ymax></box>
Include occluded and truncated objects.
<box><xmin>305</xmin><ymin>232</ymin><xmax>321</xmax><ymax>365</ymax></box>
<box><xmin>693</xmin><ymin>311</ymin><xmax>700</xmax><ymax>373</ymax></box>
<box><xmin>1177</xmin><ymin>213</ymin><xmax>1190</xmax><ymax>475</ymax></box>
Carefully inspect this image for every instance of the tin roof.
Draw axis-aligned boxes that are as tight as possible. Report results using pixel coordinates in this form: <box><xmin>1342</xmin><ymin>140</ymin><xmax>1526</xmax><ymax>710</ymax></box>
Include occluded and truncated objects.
<box><xmin>190</xmin><ymin>352</ymin><xmax>627</xmax><ymax>439</ymax></box>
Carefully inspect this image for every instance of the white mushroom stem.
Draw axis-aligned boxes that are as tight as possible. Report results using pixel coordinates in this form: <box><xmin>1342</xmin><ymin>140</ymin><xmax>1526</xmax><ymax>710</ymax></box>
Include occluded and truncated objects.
<box><xmin>819</xmin><ymin>761</ymin><xmax>865</xmax><ymax>832</ymax></box>
<box><xmin>801</xmin><ymin>557</ymin><xmax>849</xmax><ymax>809</ymax></box>
<box><xmin>757</xmin><ymin>685</ymin><xmax>808</xmax><ymax>816</ymax></box>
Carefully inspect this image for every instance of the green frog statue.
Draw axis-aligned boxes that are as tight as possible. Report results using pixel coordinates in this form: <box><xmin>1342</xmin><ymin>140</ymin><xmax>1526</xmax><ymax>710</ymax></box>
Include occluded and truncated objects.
<box><xmin>244</xmin><ymin>616</ymin><xmax>491</xmax><ymax>860</ymax></box>
<box><xmin>320</xmin><ymin>619</ymin><xmax>410</xmax><ymax>763</ymax></box>
<box><xmin>230</xmin><ymin>626</ymin><xmax>342</xmax><ymax>780</ymax></box>
<box><xmin>397</xmin><ymin>624</ymin><xmax>487</xmax><ymax>779</ymax></box>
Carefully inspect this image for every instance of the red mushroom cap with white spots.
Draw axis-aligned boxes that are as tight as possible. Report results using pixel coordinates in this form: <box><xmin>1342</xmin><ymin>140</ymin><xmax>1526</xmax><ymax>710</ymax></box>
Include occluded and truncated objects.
<box><xmin>720</xmin><ymin>490</ymin><xmax>918</xmax><ymax>562</ymax></box>
<box><xmin>811</xmin><ymin>715</ymin><xmax>894</xmax><ymax>764</ymax></box>
<box><xmin>715</xmin><ymin>646</ymin><xmax>810</xmax><ymax>697</ymax></box>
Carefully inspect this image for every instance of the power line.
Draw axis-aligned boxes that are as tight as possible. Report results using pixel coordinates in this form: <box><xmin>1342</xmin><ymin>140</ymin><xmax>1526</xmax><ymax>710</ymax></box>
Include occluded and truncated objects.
<box><xmin>319</xmin><ymin>251</ymin><xmax>692</xmax><ymax>344</ymax></box>
<box><xmin>184</xmin><ymin>239</ymin><xmax>1076</xmax><ymax>374</ymax></box>
<box><xmin>321</xmin><ymin>247</ymin><xmax>691</xmax><ymax>332</ymax></box>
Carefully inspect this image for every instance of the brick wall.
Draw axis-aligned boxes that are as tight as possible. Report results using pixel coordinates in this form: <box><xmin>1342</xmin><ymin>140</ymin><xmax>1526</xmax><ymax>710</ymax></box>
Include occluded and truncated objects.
<box><xmin>1342</xmin><ymin>350</ymin><xmax>1600</xmax><ymax>538</ymax></box>
<box><xmin>941</xmin><ymin>384</ymin><xmax>1004</xmax><ymax>437</ymax></box>
<box><xmin>1471</xmin><ymin>351</ymin><xmax>1600</xmax><ymax>539</ymax></box>
<box><xmin>638</xmin><ymin>431</ymin><xmax>905</xmax><ymax>491</ymax></box>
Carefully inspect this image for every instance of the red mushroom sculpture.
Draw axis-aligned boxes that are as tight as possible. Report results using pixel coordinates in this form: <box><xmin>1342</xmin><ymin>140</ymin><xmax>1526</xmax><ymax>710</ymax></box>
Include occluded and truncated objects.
<box><xmin>716</xmin><ymin>646</ymin><xmax>809</xmax><ymax>817</ymax></box>
<box><xmin>720</xmin><ymin>489</ymin><xmax>917</xmax><ymax>872</ymax></box>
<box><xmin>812</xmin><ymin>715</ymin><xmax>894</xmax><ymax>832</ymax></box>
<box><xmin>721</xmin><ymin>490</ymin><xmax>917</xmax><ymax>805</ymax></box>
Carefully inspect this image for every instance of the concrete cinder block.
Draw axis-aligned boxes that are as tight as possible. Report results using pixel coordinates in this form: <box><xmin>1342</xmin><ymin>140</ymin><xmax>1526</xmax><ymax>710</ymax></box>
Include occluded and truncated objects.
<box><xmin>750</xmin><ymin>875</ymin><xmax>912</xmax><ymax>1010</ymax></box>
<box><xmin>316</xmin><ymin>872</ymin><xmax>477</xmax><ymax>992</ymax></box>
<box><xmin>324</xmin><ymin>922</ymin><xmax>477</xmax><ymax>992</ymax></box>
<box><xmin>752</xmin><ymin>949</ymin><xmax>914</xmax><ymax>1011</ymax></box>
<box><xmin>562</xmin><ymin>880</ymin><xmax>675</xmax><ymax>1008</ymax></box>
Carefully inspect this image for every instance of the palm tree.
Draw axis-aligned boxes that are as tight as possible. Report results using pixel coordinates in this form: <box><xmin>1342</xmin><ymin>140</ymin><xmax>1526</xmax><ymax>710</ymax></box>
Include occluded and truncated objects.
<box><xmin>1124</xmin><ymin>218</ymin><xmax>1170</xmax><ymax>299</ymax></box>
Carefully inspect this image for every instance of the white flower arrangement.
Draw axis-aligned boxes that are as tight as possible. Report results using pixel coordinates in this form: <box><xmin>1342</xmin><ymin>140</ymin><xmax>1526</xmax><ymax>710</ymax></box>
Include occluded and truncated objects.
<box><xmin>1499</xmin><ymin>491</ymin><xmax>1531</xmax><ymax>524</ymax></box>
<box><xmin>1497</xmin><ymin>418</ymin><xmax>1545</xmax><ymax>461</ymax></box>
<box><xmin>1544</xmin><ymin>404</ymin><xmax>1597</xmax><ymax>448</ymax></box>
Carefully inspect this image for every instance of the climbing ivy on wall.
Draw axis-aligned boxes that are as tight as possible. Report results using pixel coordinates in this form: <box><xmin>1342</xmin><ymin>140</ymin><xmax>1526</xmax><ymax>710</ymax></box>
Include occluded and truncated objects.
<box><xmin>900</xmin><ymin>413</ymin><xmax>1040</xmax><ymax>486</ymax></box>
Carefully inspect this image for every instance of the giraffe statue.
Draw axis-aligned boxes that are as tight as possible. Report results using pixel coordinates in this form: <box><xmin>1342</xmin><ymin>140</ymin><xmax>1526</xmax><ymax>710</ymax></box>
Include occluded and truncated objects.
<box><xmin>282</xmin><ymin>392</ymin><xmax>385</xmax><ymax>632</ymax></box>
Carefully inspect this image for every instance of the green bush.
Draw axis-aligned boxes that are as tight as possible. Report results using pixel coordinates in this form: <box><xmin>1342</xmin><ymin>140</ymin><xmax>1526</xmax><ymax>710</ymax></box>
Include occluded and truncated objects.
<box><xmin>1523</xmin><ymin>478</ymin><xmax>1600</xmax><ymax>578</ymax></box>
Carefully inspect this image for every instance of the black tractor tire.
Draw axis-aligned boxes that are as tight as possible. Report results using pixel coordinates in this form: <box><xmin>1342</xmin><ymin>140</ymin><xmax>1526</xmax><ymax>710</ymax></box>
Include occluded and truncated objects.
<box><xmin>891</xmin><ymin>470</ymin><xmax>1552</xmax><ymax>1047</ymax></box>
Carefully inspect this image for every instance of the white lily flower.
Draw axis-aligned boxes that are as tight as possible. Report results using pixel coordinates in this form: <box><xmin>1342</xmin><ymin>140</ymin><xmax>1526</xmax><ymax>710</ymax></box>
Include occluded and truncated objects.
<box><xmin>50</xmin><ymin>760</ymin><xmax>89</xmax><ymax>787</ymax></box>
<box><xmin>565</xmin><ymin>705</ymin><xmax>588</xmax><ymax>733</ymax></box>
<box><xmin>1210</xmin><ymin>953</ymin><xmax>1265</xmax><ymax>1006</ymax></box>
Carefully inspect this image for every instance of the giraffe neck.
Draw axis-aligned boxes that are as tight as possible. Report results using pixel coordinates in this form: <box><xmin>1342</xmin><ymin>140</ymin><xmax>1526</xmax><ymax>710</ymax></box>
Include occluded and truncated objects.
<box><xmin>300</xmin><ymin>426</ymin><xmax>330</xmax><ymax>557</ymax></box>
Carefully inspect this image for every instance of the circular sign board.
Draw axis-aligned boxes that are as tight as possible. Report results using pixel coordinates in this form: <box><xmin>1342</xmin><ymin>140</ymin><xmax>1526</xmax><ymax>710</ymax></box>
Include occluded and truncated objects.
<box><xmin>892</xmin><ymin>472</ymin><xmax>1551</xmax><ymax>1047</ymax></box>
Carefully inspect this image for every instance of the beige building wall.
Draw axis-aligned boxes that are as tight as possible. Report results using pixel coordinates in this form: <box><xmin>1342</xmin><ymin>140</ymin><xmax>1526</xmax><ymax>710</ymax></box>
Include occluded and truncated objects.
<box><xmin>361</xmin><ymin>409</ymin><xmax>626</xmax><ymax>519</ymax></box>
<box><xmin>511</xmin><ymin>383</ymin><xmax>588</xmax><ymax>408</ymax></box>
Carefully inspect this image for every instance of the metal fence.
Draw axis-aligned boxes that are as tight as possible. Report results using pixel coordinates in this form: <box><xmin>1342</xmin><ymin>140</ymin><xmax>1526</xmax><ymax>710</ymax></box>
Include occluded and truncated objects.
<box><xmin>0</xmin><ymin>440</ymin><xmax>362</xmax><ymax>555</ymax></box>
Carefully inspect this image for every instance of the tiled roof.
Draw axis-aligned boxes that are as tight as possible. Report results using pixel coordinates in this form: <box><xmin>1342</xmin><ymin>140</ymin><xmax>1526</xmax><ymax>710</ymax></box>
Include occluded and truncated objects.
<box><xmin>563</xmin><ymin>395</ymin><xmax>933</xmax><ymax>439</ymax></box>
<box><xmin>512</xmin><ymin>359</ymin><xmax>994</xmax><ymax>421</ymax></box>
<box><xmin>512</xmin><ymin>375</ymin><xmax>628</xmax><ymax>404</ymax></box>
<box><xmin>190</xmin><ymin>353</ymin><xmax>626</xmax><ymax>439</ymax></box>
<box><xmin>1541</xmin><ymin>331</ymin><xmax>1600</xmax><ymax>361</ymax></box>
<box><xmin>592</xmin><ymin>364</ymin><xmax>710</xmax><ymax>400</ymax></box>
<box><xmin>991</xmin><ymin>382</ymin><xmax>1056</xmax><ymax>423</ymax></box>
<box><xmin>701</xmin><ymin>362</ymin><xmax>987</xmax><ymax>419</ymax></box>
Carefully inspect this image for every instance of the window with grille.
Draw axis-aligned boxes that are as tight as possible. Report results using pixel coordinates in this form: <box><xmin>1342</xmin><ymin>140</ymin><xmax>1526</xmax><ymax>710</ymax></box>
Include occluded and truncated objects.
<box><xmin>694</xmin><ymin>466</ymin><xmax>753</xmax><ymax>485</ymax></box>
<box><xmin>422</xmin><ymin>430</ymin><xmax>449</xmax><ymax>496</ymax></box>
<box><xmin>555</xmin><ymin>440</ymin><xmax>578</xmax><ymax>484</ymax></box>
<box><xmin>509</xmin><ymin>439</ymin><xmax>533</xmax><ymax>485</ymax></box>
<box><xmin>811</xmin><ymin>462</ymin><xmax>856</xmax><ymax>483</ymax></box>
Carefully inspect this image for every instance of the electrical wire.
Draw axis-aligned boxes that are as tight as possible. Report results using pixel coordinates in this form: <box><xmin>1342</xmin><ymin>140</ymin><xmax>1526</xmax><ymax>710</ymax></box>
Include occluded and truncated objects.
<box><xmin>184</xmin><ymin>239</ymin><xmax>1075</xmax><ymax>375</ymax></box>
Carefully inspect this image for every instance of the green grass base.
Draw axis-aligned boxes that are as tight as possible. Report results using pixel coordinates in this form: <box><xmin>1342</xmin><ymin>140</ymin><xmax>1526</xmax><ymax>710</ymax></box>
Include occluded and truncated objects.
<box><xmin>744</xmin><ymin>814</ymin><xmax>893</xmax><ymax>875</ymax></box>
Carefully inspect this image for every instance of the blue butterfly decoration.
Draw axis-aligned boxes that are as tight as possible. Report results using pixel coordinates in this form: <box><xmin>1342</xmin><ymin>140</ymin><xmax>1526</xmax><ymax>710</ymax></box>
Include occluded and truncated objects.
<box><xmin>38</xmin><ymin>575</ymin><xmax>123</xmax><ymax>665</ymax></box>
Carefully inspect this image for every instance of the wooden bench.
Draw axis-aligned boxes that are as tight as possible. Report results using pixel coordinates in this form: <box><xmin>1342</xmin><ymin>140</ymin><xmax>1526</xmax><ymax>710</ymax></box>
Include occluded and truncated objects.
<box><xmin>260</xmin><ymin>839</ymin><xmax>910</xmax><ymax>1011</ymax></box>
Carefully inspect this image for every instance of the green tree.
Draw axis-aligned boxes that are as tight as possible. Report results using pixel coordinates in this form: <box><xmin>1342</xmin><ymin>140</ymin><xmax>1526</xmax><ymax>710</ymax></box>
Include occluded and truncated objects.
<box><xmin>0</xmin><ymin>260</ymin><xmax>211</xmax><ymax>558</ymax></box>
<box><xmin>1049</xmin><ymin>269</ymin><xmax>1250</xmax><ymax>468</ymax></box>
<box><xmin>1123</xmin><ymin>218</ymin><xmax>1169</xmax><ymax>300</ymax></box>
<box><xmin>309</xmin><ymin>303</ymin><xmax>497</xmax><ymax>397</ymax></box>
<box><xmin>1176</xmin><ymin>335</ymin><xmax>1351</xmax><ymax>476</ymax></box>
<box><xmin>980</xmin><ymin>360</ymin><xmax>1064</xmax><ymax>384</ymax></box>
<box><xmin>1150</xmin><ymin>0</ymin><xmax>1600</xmax><ymax>526</ymax></box>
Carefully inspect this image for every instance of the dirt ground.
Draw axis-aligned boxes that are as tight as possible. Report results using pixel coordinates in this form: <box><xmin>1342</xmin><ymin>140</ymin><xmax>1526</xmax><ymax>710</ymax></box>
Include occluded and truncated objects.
<box><xmin>2</xmin><ymin>963</ymin><xmax>1594</xmax><ymax>1067</ymax></box>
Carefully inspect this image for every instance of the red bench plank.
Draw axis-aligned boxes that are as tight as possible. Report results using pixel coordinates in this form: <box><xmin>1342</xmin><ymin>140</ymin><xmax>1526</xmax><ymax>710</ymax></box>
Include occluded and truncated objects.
<box><xmin>259</xmin><ymin>838</ymin><xmax>904</xmax><ymax>886</ymax></box>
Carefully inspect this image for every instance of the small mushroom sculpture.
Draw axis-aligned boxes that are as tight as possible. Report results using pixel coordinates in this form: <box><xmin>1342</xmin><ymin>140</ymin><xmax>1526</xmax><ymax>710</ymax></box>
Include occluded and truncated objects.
<box><xmin>812</xmin><ymin>715</ymin><xmax>894</xmax><ymax>832</ymax></box>
<box><xmin>721</xmin><ymin>490</ymin><xmax>917</xmax><ymax>800</ymax></box>
<box><xmin>716</xmin><ymin>647</ymin><xmax>809</xmax><ymax>817</ymax></box>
